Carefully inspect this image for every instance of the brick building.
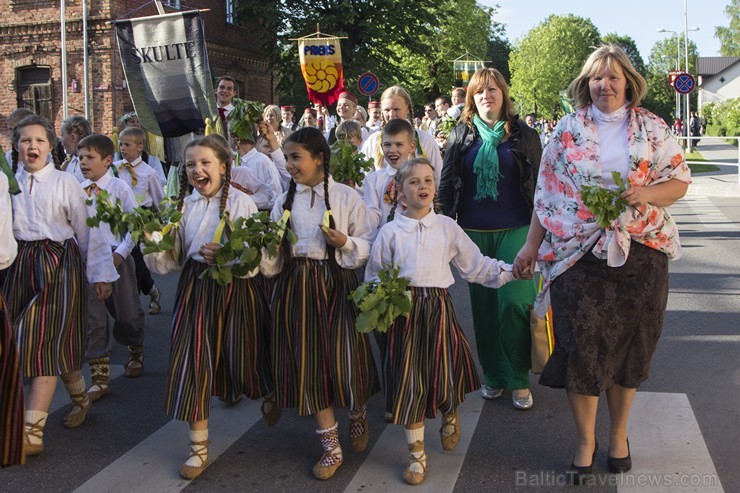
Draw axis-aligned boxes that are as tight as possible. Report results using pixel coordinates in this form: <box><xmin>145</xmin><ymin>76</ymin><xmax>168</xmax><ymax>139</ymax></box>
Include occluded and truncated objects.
<box><xmin>0</xmin><ymin>0</ymin><xmax>276</xmax><ymax>150</ymax></box>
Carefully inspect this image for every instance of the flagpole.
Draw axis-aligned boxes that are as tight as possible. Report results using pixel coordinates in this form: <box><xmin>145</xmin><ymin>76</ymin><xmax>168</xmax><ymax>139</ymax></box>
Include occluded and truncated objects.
<box><xmin>82</xmin><ymin>0</ymin><xmax>89</xmax><ymax>119</ymax></box>
<box><xmin>61</xmin><ymin>0</ymin><xmax>68</xmax><ymax>119</ymax></box>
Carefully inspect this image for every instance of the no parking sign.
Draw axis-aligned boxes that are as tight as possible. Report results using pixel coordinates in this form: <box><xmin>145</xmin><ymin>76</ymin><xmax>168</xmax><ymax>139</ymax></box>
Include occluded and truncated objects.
<box><xmin>673</xmin><ymin>73</ymin><xmax>695</xmax><ymax>94</ymax></box>
<box><xmin>357</xmin><ymin>72</ymin><xmax>380</xmax><ymax>97</ymax></box>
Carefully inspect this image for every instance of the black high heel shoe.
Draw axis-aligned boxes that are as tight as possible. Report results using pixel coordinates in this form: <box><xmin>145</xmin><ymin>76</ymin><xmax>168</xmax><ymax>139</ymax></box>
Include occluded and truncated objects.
<box><xmin>607</xmin><ymin>438</ymin><xmax>631</xmax><ymax>473</ymax></box>
<box><xmin>569</xmin><ymin>439</ymin><xmax>598</xmax><ymax>486</ymax></box>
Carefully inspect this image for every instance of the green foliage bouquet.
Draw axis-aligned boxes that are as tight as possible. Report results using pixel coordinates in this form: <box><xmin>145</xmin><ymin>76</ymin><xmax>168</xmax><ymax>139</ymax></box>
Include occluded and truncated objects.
<box><xmin>229</xmin><ymin>98</ymin><xmax>265</xmax><ymax>143</ymax></box>
<box><xmin>329</xmin><ymin>141</ymin><xmax>374</xmax><ymax>187</ymax></box>
<box><xmin>350</xmin><ymin>265</ymin><xmax>413</xmax><ymax>334</ymax></box>
<box><xmin>579</xmin><ymin>171</ymin><xmax>629</xmax><ymax>229</ymax></box>
<box><xmin>200</xmin><ymin>210</ymin><xmax>297</xmax><ymax>286</ymax></box>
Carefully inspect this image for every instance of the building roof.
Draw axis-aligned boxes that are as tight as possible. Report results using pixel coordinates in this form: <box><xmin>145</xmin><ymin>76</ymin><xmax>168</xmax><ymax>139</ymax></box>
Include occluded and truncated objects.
<box><xmin>696</xmin><ymin>57</ymin><xmax>740</xmax><ymax>76</ymax></box>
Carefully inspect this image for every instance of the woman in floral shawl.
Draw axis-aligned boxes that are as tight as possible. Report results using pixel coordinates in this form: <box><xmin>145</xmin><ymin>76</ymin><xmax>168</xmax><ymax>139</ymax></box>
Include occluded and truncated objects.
<box><xmin>514</xmin><ymin>45</ymin><xmax>691</xmax><ymax>483</ymax></box>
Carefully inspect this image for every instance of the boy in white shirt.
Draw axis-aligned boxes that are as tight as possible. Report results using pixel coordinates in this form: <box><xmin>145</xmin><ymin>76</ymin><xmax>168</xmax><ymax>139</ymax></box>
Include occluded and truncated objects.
<box><xmin>115</xmin><ymin>126</ymin><xmax>164</xmax><ymax>316</ymax></box>
<box><xmin>80</xmin><ymin>134</ymin><xmax>147</xmax><ymax>397</ymax></box>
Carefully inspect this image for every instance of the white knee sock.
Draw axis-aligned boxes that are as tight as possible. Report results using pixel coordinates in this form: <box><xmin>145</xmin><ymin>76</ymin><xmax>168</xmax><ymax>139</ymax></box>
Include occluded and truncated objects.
<box><xmin>404</xmin><ymin>426</ymin><xmax>426</xmax><ymax>473</ymax></box>
<box><xmin>25</xmin><ymin>410</ymin><xmax>48</xmax><ymax>445</ymax></box>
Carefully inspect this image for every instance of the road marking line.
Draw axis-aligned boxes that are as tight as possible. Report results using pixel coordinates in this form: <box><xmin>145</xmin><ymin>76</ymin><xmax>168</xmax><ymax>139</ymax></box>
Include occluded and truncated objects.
<box><xmin>617</xmin><ymin>392</ymin><xmax>723</xmax><ymax>492</ymax></box>
<box><xmin>665</xmin><ymin>335</ymin><xmax>740</xmax><ymax>343</ymax></box>
<box><xmin>73</xmin><ymin>398</ymin><xmax>263</xmax><ymax>493</ymax></box>
<box><xmin>343</xmin><ymin>395</ymin><xmax>484</xmax><ymax>492</ymax></box>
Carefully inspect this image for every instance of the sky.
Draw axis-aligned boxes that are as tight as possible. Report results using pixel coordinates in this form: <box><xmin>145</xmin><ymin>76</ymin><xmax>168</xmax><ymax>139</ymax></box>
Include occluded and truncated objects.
<box><xmin>484</xmin><ymin>0</ymin><xmax>730</xmax><ymax>63</ymax></box>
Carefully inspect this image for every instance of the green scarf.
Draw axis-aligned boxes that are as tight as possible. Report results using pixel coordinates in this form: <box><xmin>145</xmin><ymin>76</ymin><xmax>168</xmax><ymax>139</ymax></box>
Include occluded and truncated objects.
<box><xmin>472</xmin><ymin>115</ymin><xmax>506</xmax><ymax>201</ymax></box>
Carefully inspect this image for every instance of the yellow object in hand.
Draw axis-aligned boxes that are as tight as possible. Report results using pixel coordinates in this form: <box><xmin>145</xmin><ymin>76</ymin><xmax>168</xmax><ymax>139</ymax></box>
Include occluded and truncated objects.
<box><xmin>320</xmin><ymin>210</ymin><xmax>332</xmax><ymax>233</ymax></box>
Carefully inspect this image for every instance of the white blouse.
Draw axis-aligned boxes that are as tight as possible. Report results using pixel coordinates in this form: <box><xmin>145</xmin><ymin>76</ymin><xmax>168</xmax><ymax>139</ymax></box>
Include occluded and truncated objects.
<box><xmin>81</xmin><ymin>173</ymin><xmax>137</xmax><ymax>260</ymax></box>
<box><xmin>114</xmin><ymin>157</ymin><xmax>165</xmax><ymax>208</ymax></box>
<box><xmin>361</xmin><ymin>165</ymin><xmax>397</xmax><ymax>232</ymax></box>
<box><xmin>144</xmin><ymin>185</ymin><xmax>258</xmax><ymax>276</ymax></box>
<box><xmin>591</xmin><ymin>103</ymin><xmax>630</xmax><ymax>189</ymax></box>
<box><xmin>261</xmin><ymin>177</ymin><xmax>373</xmax><ymax>277</ymax></box>
<box><xmin>12</xmin><ymin>163</ymin><xmax>119</xmax><ymax>284</ymax></box>
<box><xmin>0</xmin><ymin>173</ymin><xmax>17</xmax><ymax>270</ymax></box>
<box><xmin>365</xmin><ymin>211</ymin><xmax>513</xmax><ymax>289</ymax></box>
<box><xmin>63</xmin><ymin>155</ymin><xmax>86</xmax><ymax>183</ymax></box>
<box><xmin>233</xmin><ymin>148</ymin><xmax>282</xmax><ymax>210</ymax></box>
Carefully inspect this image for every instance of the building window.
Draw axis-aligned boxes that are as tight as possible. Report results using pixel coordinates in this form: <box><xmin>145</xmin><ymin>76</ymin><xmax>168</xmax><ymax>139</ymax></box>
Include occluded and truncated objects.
<box><xmin>163</xmin><ymin>0</ymin><xmax>181</xmax><ymax>8</ymax></box>
<box><xmin>16</xmin><ymin>66</ymin><xmax>53</xmax><ymax>123</ymax></box>
<box><xmin>226</xmin><ymin>0</ymin><xmax>237</xmax><ymax>24</ymax></box>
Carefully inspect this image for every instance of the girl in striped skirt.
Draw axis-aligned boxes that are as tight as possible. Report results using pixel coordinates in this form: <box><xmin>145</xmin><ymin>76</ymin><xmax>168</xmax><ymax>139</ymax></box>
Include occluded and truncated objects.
<box><xmin>144</xmin><ymin>135</ymin><xmax>273</xmax><ymax>480</ymax></box>
<box><xmin>0</xmin><ymin>171</ymin><xmax>22</xmax><ymax>467</ymax></box>
<box><xmin>3</xmin><ymin>115</ymin><xmax>118</xmax><ymax>456</ymax></box>
<box><xmin>261</xmin><ymin>128</ymin><xmax>379</xmax><ymax>480</ymax></box>
<box><xmin>365</xmin><ymin>159</ymin><xmax>515</xmax><ymax>485</ymax></box>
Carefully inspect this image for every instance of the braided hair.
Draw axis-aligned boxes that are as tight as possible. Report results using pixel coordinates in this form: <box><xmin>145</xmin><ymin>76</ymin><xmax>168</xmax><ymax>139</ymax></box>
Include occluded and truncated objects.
<box><xmin>280</xmin><ymin>127</ymin><xmax>339</xmax><ymax>273</ymax></box>
<box><xmin>180</xmin><ymin>135</ymin><xmax>232</xmax><ymax>218</ymax></box>
<box><xmin>11</xmin><ymin>114</ymin><xmax>62</xmax><ymax>174</ymax></box>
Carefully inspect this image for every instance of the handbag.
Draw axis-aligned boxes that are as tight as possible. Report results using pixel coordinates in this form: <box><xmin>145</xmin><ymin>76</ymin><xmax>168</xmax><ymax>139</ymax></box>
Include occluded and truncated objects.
<box><xmin>530</xmin><ymin>275</ymin><xmax>555</xmax><ymax>374</ymax></box>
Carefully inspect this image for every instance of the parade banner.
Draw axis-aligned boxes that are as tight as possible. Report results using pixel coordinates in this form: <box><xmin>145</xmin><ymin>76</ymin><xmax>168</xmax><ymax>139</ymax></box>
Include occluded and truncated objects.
<box><xmin>298</xmin><ymin>37</ymin><xmax>344</xmax><ymax>106</ymax></box>
<box><xmin>115</xmin><ymin>11</ymin><xmax>217</xmax><ymax>137</ymax></box>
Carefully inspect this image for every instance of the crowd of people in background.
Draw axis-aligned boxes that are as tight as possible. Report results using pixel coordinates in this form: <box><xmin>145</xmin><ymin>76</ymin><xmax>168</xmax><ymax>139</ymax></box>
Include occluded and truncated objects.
<box><xmin>1</xmin><ymin>44</ymin><xmax>690</xmax><ymax>488</ymax></box>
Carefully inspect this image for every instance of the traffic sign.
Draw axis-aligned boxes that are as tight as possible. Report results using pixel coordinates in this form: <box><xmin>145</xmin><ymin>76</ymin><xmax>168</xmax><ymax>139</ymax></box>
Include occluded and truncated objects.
<box><xmin>674</xmin><ymin>73</ymin><xmax>695</xmax><ymax>94</ymax></box>
<box><xmin>357</xmin><ymin>72</ymin><xmax>379</xmax><ymax>97</ymax></box>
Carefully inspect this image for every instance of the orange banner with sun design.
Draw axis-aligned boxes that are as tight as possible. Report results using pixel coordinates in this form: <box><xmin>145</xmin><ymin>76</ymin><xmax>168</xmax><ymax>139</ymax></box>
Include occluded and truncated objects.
<box><xmin>298</xmin><ymin>37</ymin><xmax>344</xmax><ymax>106</ymax></box>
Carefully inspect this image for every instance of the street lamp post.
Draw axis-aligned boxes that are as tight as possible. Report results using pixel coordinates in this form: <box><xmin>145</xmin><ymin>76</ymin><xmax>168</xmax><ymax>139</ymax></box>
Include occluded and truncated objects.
<box><xmin>684</xmin><ymin>0</ymin><xmax>699</xmax><ymax>152</ymax></box>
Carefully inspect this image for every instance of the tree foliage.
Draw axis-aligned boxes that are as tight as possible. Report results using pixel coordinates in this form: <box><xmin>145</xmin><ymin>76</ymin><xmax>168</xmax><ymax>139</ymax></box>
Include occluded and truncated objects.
<box><xmin>715</xmin><ymin>0</ymin><xmax>740</xmax><ymax>56</ymax></box>
<box><xmin>235</xmin><ymin>0</ymin><xmax>507</xmax><ymax>113</ymax></box>
<box><xmin>509</xmin><ymin>15</ymin><xmax>601</xmax><ymax>118</ymax></box>
<box><xmin>643</xmin><ymin>35</ymin><xmax>698</xmax><ymax>123</ymax></box>
<box><xmin>601</xmin><ymin>33</ymin><xmax>646</xmax><ymax>75</ymax></box>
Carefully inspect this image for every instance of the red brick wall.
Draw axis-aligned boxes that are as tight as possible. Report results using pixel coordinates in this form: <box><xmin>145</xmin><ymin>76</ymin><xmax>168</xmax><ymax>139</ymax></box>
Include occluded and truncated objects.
<box><xmin>0</xmin><ymin>0</ymin><xmax>274</xmax><ymax>150</ymax></box>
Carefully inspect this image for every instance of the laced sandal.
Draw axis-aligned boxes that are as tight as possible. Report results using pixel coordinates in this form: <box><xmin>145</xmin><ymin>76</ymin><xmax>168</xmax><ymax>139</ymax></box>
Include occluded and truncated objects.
<box><xmin>63</xmin><ymin>392</ymin><xmax>92</xmax><ymax>429</ymax></box>
<box><xmin>179</xmin><ymin>440</ymin><xmax>210</xmax><ymax>480</ymax></box>
<box><xmin>87</xmin><ymin>358</ymin><xmax>111</xmax><ymax>402</ymax></box>
<box><xmin>440</xmin><ymin>410</ymin><xmax>460</xmax><ymax>451</ymax></box>
<box><xmin>260</xmin><ymin>394</ymin><xmax>281</xmax><ymax>426</ymax></box>
<box><xmin>349</xmin><ymin>407</ymin><xmax>369</xmax><ymax>453</ymax></box>
<box><xmin>313</xmin><ymin>424</ymin><xmax>343</xmax><ymax>480</ymax></box>
<box><xmin>402</xmin><ymin>440</ymin><xmax>427</xmax><ymax>485</ymax></box>
<box><xmin>124</xmin><ymin>344</ymin><xmax>144</xmax><ymax>378</ymax></box>
<box><xmin>24</xmin><ymin>419</ymin><xmax>45</xmax><ymax>456</ymax></box>
<box><xmin>312</xmin><ymin>448</ymin><xmax>343</xmax><ymax>480</ymax></box>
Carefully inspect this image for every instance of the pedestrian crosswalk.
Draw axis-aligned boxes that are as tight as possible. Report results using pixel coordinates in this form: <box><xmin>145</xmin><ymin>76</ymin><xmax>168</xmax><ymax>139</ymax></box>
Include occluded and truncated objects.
<box><xmin>674</xmin><ymin>196</ymin><xmax>739</xmax><ymax>231</ymax></box>
<box><xmin>15</xmin><ymin>383</ymin><xmax>724</xmax><ymax>492</ymax></box>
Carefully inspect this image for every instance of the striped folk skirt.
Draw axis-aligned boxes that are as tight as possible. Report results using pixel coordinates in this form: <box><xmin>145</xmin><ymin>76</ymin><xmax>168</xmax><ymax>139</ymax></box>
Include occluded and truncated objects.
<box><xmin>2</xmin><ymin>239</ymin><xmax>86</xmax><ymax>377</ymax></box>
<box><xmin>164</xmin><ymin>260</ymin><xmax>273</xmax><ymax>422</ymax></box>
<box><xmin>383</xmin><ymin>287</ymin><xmax>481</xmax><ymax>425</ymax></box>
<box><xmin>1</xmin><ymin>293</ymin><xmax>24</xmax><ymax>467</ymax></box>
<box><xmin>271</xmin><ymin>258</ymin><xmax>379</xmax><ymax>416</ymax></box>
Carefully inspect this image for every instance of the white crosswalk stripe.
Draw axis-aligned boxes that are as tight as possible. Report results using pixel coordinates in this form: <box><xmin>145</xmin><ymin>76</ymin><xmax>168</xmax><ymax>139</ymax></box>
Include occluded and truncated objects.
<box><xmin>676</xmin><ymin>196</ymin><xmax>739</xmax><ymax>230</ymax></box>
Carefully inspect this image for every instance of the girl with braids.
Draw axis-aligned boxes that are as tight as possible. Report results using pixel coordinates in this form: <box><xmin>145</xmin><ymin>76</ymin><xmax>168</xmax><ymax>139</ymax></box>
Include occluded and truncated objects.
<box><xmin>3</xmin><ymin>115</ymin><xmax>118</xmax><ymax>456</ymax></box>
<box><xmin>144</xmin><ymin>135</ymin><xmax>274</xmax><ymax>480</ymax></box>
<box><xmin>261</xmin><ymin>127</ymin><xmax>378</xmax><ymax>481</ymax></box>
<box><xmin>361</xmin><ymin>118</ymin><xmax>416</xmax><ymax>232</ymax></box>
<box><xmin>366</xmin><ymin>158</ymin><xmax>515</xmax><ymax>485</ymax></box>
<box><xmin>60</xmin><ymin>115</ymin><xmax>92</xmax><ymax>183</ymax></box>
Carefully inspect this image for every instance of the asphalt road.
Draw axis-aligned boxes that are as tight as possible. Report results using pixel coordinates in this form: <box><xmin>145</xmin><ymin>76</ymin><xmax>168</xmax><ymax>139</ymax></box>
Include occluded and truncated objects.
<box><xmin>3</xmin><ymin>193</ymin><xmax>738</xmax><ymax>493</ymax></box>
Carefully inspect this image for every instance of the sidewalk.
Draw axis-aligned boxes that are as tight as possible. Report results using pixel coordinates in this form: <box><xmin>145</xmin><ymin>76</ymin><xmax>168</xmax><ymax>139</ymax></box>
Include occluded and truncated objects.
<box><xmin>685</xmin><ymin>140</ymin><xmax>740</xmax><ymax>197</ymax></box>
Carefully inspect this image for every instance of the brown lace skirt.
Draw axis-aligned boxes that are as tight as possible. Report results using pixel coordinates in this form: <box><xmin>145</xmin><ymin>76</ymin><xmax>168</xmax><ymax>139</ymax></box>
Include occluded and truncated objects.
<box><xmin>539</xmin><ymin>242</ymin><xmax>669</xmax><ymax>396</ymax></box>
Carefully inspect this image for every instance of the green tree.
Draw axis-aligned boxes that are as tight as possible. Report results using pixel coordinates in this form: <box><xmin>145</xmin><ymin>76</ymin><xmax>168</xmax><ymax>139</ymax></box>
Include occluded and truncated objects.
<box><xmin>509</xmin><ymin>15</ymin><xmax>601</xmax><ymax>118</ymax></box>
<box><xmin>601</xmin><ymin>33</ymin><xmax>646</xmax><ymax>75</ymax></box>
<box><xmin>643</xmin><ymin>35</ymin><xmax>698</xmax><ymax>123</ymax></box>
<box><xmin>715</xmin><ymin>0</ymin><xmax>740</xmax><ymax>56</ymax></box>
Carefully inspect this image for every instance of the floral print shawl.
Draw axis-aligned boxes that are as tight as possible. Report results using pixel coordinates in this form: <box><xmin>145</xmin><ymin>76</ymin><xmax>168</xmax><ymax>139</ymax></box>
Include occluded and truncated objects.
<box><xmin>533</xmin><ymin>105</ymin><xmax>691</xmax><ymax>315</ymax></box>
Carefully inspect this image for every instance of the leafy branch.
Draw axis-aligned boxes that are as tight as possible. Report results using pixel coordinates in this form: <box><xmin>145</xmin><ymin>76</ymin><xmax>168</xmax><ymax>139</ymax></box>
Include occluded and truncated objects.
<box><xmin>350</xmin><ymin>265</ymin><xmax>413</xmax><ymax>334</ymax></box>
<box><xmin>329</xmin><ymin>141</ymin><xmax>374</xmax><ymax>187</ymax></box>
<box><xmin>579</xmin><ymin>171</ymin><xmax>629</xmax><ymax>229</ymax></box>
<box><xmin>229</xmin><ymin>98</ymin><xmax>265</xmax><ymax>143</ymax></box>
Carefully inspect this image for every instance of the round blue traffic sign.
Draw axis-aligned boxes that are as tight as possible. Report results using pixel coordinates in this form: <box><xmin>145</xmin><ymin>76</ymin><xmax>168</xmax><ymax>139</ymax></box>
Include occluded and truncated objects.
<box><xmin>357</xmin><ymin>72</ymin><xmax>380</xmax><ymax>97</ymax></box>
<box><xmin>674</xmin><ymin>73</ymin><xmax>695</xmax><ymax>94</ymax></box>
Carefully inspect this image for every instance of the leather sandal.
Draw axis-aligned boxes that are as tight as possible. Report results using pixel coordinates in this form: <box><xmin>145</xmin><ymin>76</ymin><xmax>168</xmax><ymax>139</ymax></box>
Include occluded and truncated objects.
<box><xmin>179</xmin><ymin>440</ymin><xmax>210</xmax><ymax>480</ymax></box>
<box><xmin>260</xmin><ymin>395</ymin><xmax>282</xmax><ymax>426</ymax></box>
<box><xmin>312</xmin><ymin>448</ymin><xmax>343</xmax><ymax>480</ymax></box>
<box><xmin>63</xmin><ymin>392</ymin><xmax>91</xmax><ymax>429</ymax></box>
<box><xmin>124</xmin><ymin>344</ymin><xmax>144</xmax><ymax>378</ymax></box>
<box><xmin>440</xmin><ymin>410</ymin><xmax>460</xmax><ymax>451</ymax></box>
<box><xmin>87</xmin><ymin>374</ymin><xmax>111</xmax><ymax>402</ymax></box>
<box><xmin>24</xmin><ymin>419</ymin><xmax>45</xmax><ymax>456</ymax></box>
<box><xmin>402</xmin><ymin>440</ymin><xmax>427</xmax><ymax>485</ymax></box>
